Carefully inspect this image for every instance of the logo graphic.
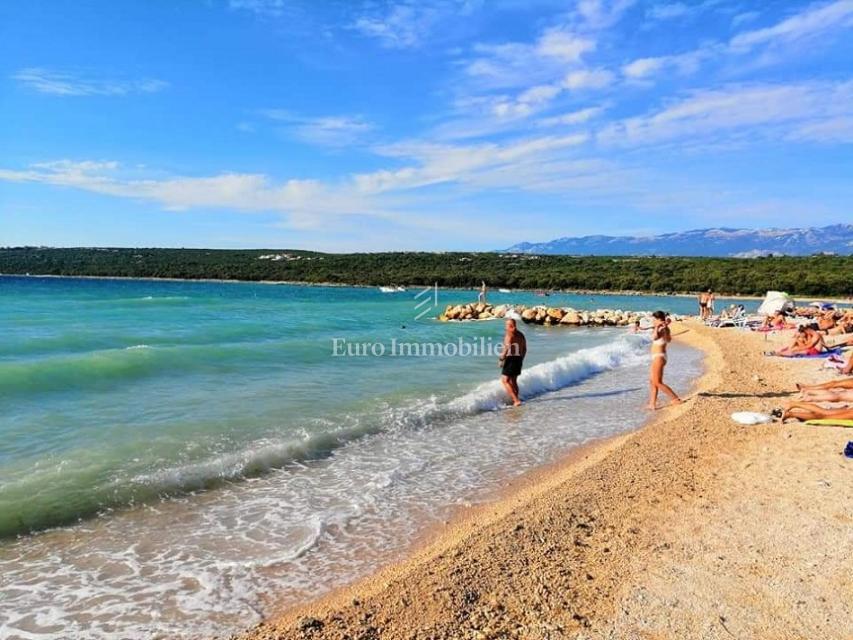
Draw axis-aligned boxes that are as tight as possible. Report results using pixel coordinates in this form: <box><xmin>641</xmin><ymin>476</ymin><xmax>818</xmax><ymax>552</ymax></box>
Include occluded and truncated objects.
<box><xmin>413</xmin><ymin>283</ymin><xmax>439</xmax><ymax>320</ymax></box>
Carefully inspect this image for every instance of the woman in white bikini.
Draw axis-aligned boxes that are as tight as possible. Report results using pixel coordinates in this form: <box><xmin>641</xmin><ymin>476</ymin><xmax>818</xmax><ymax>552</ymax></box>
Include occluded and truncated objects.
<box><xmin>646</xmin><ymin>311</ymin><xmax>683</xmax><ymax>410</ymax></box>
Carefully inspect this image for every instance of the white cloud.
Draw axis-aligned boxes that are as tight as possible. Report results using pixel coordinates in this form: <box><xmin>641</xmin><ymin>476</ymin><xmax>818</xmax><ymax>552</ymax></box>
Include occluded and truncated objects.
<box><xmin>360</xmin><ymin>132</ymin><xmax>590</xmax><ymax>193</ymax></box>
<box><xmin>598</xmin><ymin>81</ymin><xmax>853</xmax><ymax>147</ymax></box>
<box><xmin>731</xmin><ymin>10</ymin><xmax>760</xmax><ymax>28</ymax></box>
<box><xmin>622</xmin><ymin>49</ymin><xmax>709</xmax><ymax>79</ymax></box>
<box><xmin>646</xmin><ymin>2</ymin><xmax>690</xmax><ymax>20</ymax></box>
<box><xmin>489</xmin><ymin>84</ymin><xmax>562</xmax><ymax>119</ymax></box>
<box><xmin>575</xmin><ymin>0</ymin><xmax>637</xmax><ymax>29</ymax></box>
<box><xmin>622</xmin><ymin>57</ymin><xmax>666</xmax><ymax>79</ymax></box>
<box><xmin>621</xmin><ymin>1</ymin><xmax>853</xmax><ymax>82</ymax></box>
<box><xmin>259</xmin><ymin>110</ymin><xmax>374</xmax><ymax>146</ymax></box>
<box><xmin>537</xmin><ymin>106</ymin><xmax>605</xmax><ymax>127</ymax></box>
<box><xmin>463</xmin><ymin>27</ymin><xmax>596</xmax><ymax>89</ymax></box>
<box><xmin>228</xmin><ymin>0</ymin><xmax>287</xmax><ymax>15</ymax></box>
<box><xmin>788</xmin><ymin>116</ymin><xmax>853</xmax><ymax>143</ymax></box>
<box><xmin>729</xmin><ymin>0</ymin><xmax>853</xmax><ymax>52</ymax></box>
<box><xmin>350</xmin><ymin>3</ymin><xmax>436</xmax><ymax>49</ymax></box>
<box><xmin>0</xmin><ymin>160</ymin><xmax>376</xmax><ymax>221</ymax></box>
<box><xmin>563</xmin><ymin>68</ymin><xmax>614</xmax><ymax>90</ymax></box>
<box><xmin>349</xmin><ymin>1</ymin><xmax>480</xmax><ymax>49</ymax></box>
<box><xmin>0</xmin><ymin>130</ymin><xmax>594</xmax><ymax>230</ymax></box>
<box><xmin>12</xmin><ymin>68</ymin><xmax>168</xmax><ymax>96</ymax></box>
<box><xmin>535</xmin><ymin>29</ymin><xmax>596</xmax><ymax>61</ymax></box>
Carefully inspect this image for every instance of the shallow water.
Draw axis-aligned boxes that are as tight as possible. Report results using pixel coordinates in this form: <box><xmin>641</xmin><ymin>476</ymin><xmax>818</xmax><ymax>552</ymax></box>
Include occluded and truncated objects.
<box><xmin>0</xmin><ymin>276</ymin><xmax>709</xmax><ymax>639</ymax></box>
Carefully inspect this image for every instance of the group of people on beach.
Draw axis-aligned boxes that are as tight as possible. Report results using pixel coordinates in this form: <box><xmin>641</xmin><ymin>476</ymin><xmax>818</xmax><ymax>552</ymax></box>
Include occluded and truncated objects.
<box><xmin>770</xmin><ymin>308</ymin><xmax>853</xmax><ymax>357</ymax></box>
<box><xmin>708</xmin><ymin>295</ymin><xmax>853</xmax><ymax>423</ymax></box>
<box><xmin>498</xmin><ymin>309</ymin><xmax>681</xmax><ymax>410</ymax></box>
<box><xmin>780</xmin><ymin>309</ymin><xmax>853</xmax><ymax>422</ymax></box>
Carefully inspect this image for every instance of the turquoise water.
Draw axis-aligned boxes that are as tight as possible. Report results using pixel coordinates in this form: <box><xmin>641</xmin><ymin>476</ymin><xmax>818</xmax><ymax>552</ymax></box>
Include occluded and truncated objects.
<box><xmin>0</xmin><ymin>276</ymin><xmax>718</xmax><ymax>639</ymax></box>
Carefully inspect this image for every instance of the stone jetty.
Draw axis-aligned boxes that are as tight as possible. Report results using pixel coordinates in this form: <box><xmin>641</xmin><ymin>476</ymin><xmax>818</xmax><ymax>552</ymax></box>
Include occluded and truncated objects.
<box><xmin>440</xmin><ymin>302</ymin><xmax>647</xmax><ymax>326</ymax></box>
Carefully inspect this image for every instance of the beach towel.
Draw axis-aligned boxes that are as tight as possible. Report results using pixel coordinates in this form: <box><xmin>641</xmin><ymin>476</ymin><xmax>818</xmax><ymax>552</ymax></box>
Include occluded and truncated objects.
<box><xmin>731</xmin><ymin>411</ymin><xmax>773</xmax><ymax>425</ymax></box>
<box><xmin>768</xmin><ymin>348</ymin><xmax>844</xmax><ymax>359</ymax></box>
<box><xmin>823</xmin><ymin>355</ymin><xmax>849</xmax><ymax>370</ymax></box>
<box><xmin>805</xmin><ymin>419</ymin><xmax>853</xmax><ymax>428</ymax></box>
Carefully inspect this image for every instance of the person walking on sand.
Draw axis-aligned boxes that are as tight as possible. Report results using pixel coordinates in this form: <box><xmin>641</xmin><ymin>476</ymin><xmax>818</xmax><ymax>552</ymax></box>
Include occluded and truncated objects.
<box><xmin>647</xmin><ymin>310</ymin><xmax>683</xmax><ymax>410</ymax></box>
<box><xmin>698</xmin><ymin>289</ymin><xmax>713</xmax><ymax>320</ymax></box>
<box><xmin>478</xmin><ymin>281</ymin><xmax>487</xmax><ymax>304</ymax></box>
<box><xmin>499</xmin><ymin>318</ymin><xmax>526</xmax><ymax>406</ymax></box>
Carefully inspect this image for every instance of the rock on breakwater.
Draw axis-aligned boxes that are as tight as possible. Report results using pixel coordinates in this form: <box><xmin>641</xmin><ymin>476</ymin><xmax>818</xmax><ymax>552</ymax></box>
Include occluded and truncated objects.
<box><xmin>439</xmin><ymin>303</ymin><xmax>649</xmax><ymax>327</ymax></box>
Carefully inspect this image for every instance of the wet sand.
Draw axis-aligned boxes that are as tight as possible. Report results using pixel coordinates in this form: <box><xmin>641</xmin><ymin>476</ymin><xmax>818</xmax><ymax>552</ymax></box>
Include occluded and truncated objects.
<box><xmin>232</xmin><ymin>321</ymin><xmax>852</xmax><ymax>640</ymax></box>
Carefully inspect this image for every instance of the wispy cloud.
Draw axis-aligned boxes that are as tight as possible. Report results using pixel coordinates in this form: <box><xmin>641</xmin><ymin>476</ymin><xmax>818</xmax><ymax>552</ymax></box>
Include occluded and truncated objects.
<box><xmin>536</xmin><ymin>29</ymin><xmax>597</xmax><ymax>61</ymax></box>
<box><xmin>259</xmin><ymin>110</ymin><xmax>374</xmax><ymax>147</ymax></box>
<box><xmin>599</xmin><ymin>80</ymin><xmax>853</xmax><ymax>147</ymax></box>
<box><xmin>729</xmin><ymin>0</ymin><xmax>853</xmax><ymax>52</ymax></box>
<box><xmin>227</xmin><ymin>0</ymin><xmax>287</xmax><ymax>17</ymax></box>
<box><xmin>0</xmin><ymin>130</ymin><xmax>592</xmax><ymax>228</ymax></box>
<box><xmin>348</xmin><ymin>0</ymin><xmax>480</xmax><ymax>49</ymax></box>
<box><xmin>350</xmin><ymin>3</ymin><xmax>437</xmax><ymax>49</ymax></box>
<box><xmin>0</xmin><ymin>160</ymin><xmax>376</xmax><ymax>224</ymax></box>
<box><xmin>731</xmin><ymin>10</ymin><xmax>760</xmax><ymax>28</ymax></box>
<box><xmin>574</xmin><ymin>0</ymin><xmax>637</xmax><ymax>30</ymax></box>
<box><xmin>462</xmin><ymin>28</ymin><xmax>596</xmax><ymax>90</ymax></box>
<box><xmin>646</xmin><ymin>2</ymin><xmax>691</xmax><ymax>21</ymax></box>
<box><xmin>622</xmin><ymin>0</ymin><xmax>853</xmax><ymax>81</ymax></box>
<box><xmin>563</xmin><ymin>67</ymin><xmax>614</xmax><ymax>90</ymax></box>
<box><xmin>537</xmin><ymin>106</ymin><xmax>606</xmax><ymax>127</ymax></box>
<box><xmin>12</xmin><ymin>68</ymin><xmax>168</xmax><ymax>96</ymax></box>
<box><xmin>622</xmin><ymin>49</ymin><xmax>709</xmax><ymax>79</ymax></box>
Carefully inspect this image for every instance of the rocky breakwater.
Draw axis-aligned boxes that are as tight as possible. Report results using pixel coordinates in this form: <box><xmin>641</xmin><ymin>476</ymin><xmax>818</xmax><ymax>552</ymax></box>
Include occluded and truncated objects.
<box><xmin>439</xmin><ymin>303</ymin><xmax>646</xmax><ymax>327</ymax></box>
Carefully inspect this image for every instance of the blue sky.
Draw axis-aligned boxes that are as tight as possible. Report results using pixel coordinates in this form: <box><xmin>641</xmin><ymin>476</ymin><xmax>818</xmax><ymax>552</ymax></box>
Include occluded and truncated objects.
<box><xmin>1</xmin><ymin>0</ymin><xmax>852</xmax><ymax>251</ymax></box>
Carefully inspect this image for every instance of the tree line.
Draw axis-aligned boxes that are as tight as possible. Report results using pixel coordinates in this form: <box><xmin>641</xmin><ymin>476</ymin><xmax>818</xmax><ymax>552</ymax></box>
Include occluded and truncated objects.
<box><xmin>0</xmin><ymin>247</ymin><xmax>850</xmax><ymax>297</ymax></box>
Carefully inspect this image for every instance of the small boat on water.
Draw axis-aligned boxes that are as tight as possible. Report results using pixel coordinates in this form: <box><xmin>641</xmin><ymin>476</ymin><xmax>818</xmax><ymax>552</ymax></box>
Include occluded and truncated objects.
<box><xmin>498</xmin><ymin>288</ymin><xmax>511</xmax><ymax>293</ymax></box>
<box><xmin>379</xmin><ymin>286</ymin><xmax>407</xmax><ymax>293</ymax></box>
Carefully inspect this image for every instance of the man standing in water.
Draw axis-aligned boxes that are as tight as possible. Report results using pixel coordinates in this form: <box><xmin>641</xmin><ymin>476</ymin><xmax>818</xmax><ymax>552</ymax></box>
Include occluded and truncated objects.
<box><xmin>499</xmin><ymin>318</ymin><xmax>526</xmax><ymax>406</ymax></box>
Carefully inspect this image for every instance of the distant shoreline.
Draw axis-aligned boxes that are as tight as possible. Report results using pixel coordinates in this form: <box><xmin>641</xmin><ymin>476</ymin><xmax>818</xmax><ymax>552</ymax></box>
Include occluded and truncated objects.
<box><xmin>4</xmin><ymin>272</ymin><xmax>852</xmax><ymax>305</ymax></box>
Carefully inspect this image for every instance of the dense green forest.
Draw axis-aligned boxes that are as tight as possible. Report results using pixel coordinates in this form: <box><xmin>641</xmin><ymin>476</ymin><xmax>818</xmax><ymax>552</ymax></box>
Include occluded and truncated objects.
<box><xmin>0</xmin><ymin>247</ymin><xmax>850</xmax><ymax>297</ymax></box>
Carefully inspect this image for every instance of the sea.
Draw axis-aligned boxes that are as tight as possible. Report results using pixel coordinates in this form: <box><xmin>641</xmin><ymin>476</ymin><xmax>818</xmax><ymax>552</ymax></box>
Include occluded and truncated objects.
<box><xmin>0</xmin><ymin>276</ymin><xmax>735</xmax><ymax>639</ymax></box>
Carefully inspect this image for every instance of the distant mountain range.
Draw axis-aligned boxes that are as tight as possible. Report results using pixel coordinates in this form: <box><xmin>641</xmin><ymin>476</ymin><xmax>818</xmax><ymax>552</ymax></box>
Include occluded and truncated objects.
<box><xmin>504</xmin><ymin>224</ymin><xmax>853</xmax><ymax>257</ymax></box>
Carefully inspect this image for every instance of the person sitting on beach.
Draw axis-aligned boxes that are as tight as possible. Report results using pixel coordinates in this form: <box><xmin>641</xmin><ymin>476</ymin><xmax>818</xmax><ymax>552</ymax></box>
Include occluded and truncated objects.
<box><xmin>499</xmin><ymin>318</ymin><xmax>526</xmax><ymax>407</ymax></box>
<box><xmin>646</xmin><ymin>310</ymin><xmax>683</xmax><ymax>410</ymax></box>
<box><xmin>772</xmin><ymin>324</ymin><xmax>826</xmax><ymax>356</ymax></box>
<box><xmin>780</xmin><ymin>401</ymin><xmax>853</xmax><ymax>423</ymax></box>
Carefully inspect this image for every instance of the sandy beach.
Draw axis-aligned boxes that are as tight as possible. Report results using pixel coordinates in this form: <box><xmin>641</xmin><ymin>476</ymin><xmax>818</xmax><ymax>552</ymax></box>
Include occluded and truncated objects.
<box><xmin>232</xmin><ymin>320</ymin><xmax>852</xmax><ymax>640</ymax></box>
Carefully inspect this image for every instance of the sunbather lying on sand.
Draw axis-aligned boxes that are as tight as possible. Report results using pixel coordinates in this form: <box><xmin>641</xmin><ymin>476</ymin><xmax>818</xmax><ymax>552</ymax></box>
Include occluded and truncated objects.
<box><xmin>772</xmin><ymin>324</ymin><xmax>826</xmax><ymax>356</ymax></box>
<box><xmin>827</xmin><ymin>318</ymin><xmax>853</xmax><ymax>336</ymax></box>
<box><xmin>798</xmin><ymin>389</ymin><xmax>853</xmax><ymax>402</ymax></box>
<box><xmin>817</xmin><ymin>310</ymin><xmax>838</xmax><ymax>332</ymax></box>
<box><xmin>796</xmin><ymin>372</ymin><xmax>853</xmax><ymax>393</ymax></box>
<box><xmin>781</xmin><ymin>402</ymin><xmax>853</xmax><ymax>422</ymax></box>
<box><xmin>761</xmin><ymin>311</ymin><xmax>794</xmax><ymax>330</ymax></box>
